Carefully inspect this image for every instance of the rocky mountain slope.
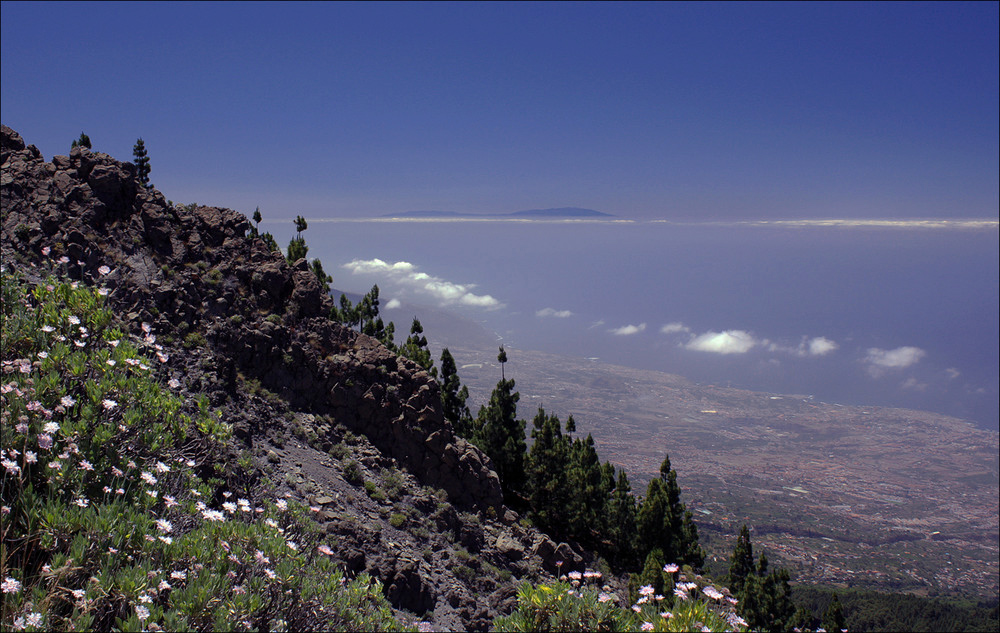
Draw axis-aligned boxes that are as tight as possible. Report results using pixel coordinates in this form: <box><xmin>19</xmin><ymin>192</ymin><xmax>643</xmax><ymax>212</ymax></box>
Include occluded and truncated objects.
<box><xmin>1</xmin><ymin>125</ymin><xmax>610</xmax><ymax>630</ymax></box>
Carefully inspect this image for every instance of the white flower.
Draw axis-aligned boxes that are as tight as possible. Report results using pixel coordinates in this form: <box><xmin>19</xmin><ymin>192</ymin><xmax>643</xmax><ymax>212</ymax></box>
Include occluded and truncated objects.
<box><xmin>25</xmin><ymin>612</ymin><xmax>43</xmax><ymax>627</ymax></box>
<box><xmin>1</xmin><ymin>458</ymin><xmax>20</xmax><ymax>474</ymax></box>
<box><xmin>102</xmin><ymin>399</ymin><xmax>117</xmax><ymax>410</ymax></box>
<box><xmin>79</xmin><ymin>459</ymin><xmax>93</xmax><ymax>471</ymax></box>
<box><xmin>68</xmin><ymin>315</ymin><xmax>80</xmax><ymax>325</ymax></box>
<box><xmin>24</xmin><ymin>451</ymin><xmax>37</xmax><ymax>464</ymax></box>
<box><xmin>2</xmin><ymin>576</ymin><xmax>21</xmax><ymax>593</ymax></box>
<box><xmin>41</xmin><ymin>325</ymin><xmax>55</xmax><ymax>333</ymax></box>
<box><xmin>275</xmin><ymin>499</ymin><xmax>288</xmax><ymax>511</ymax></box>
<box><xmin>154</xmin><ymin>461</ymin><xmax>170</xmax><ymax>473</ymax></box>
<box><xmin>141</xmin><ymin>471</ymin><xmax>158</xmax><ymax>485</ymax></box>
<box><xmin>98</xmin><ymin>265</ymin><xmax>111</xmax><ymax>275</ymax></box>
<box><xmin>136</xmin><ymin>604</ymin><xmax>150</xmax><ymax>621</ymax></box>
<box><xmin>43</xmin><ymin>421</ymin><xmax>59</xmax><ymax>434</ymax></box>
<box><xmin>155</xmin><ymin>519</ymin><xmax>173</xmax><ymax>533</ymax></box>
<box><xmin>170</xmin><ymin>570</ymin><xmax>187</xmax><ymax>580</ymax></box>
<box><xmin>61</xmin><ymin>395</ymin><xmax>76</xmax><ymax>407</ymax></box>
<box><xmin>74</xmin><ymin>497</ymin><xmax>89</xmax><ymax>507</ymax></box>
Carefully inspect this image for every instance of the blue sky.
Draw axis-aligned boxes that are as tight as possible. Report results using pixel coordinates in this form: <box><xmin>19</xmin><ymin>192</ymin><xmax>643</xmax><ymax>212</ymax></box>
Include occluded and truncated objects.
<box><xmin>2</xmin><ymin>1</ymin><xmax>998</xmax><ymax>220</ymax></box>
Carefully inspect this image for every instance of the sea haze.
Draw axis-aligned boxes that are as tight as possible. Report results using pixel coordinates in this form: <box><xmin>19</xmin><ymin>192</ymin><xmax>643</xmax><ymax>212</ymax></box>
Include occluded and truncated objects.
<box><xmin>262</xmin><ymin>218</ymin><xmax>1000</xmax><ymax>430</ymax></box>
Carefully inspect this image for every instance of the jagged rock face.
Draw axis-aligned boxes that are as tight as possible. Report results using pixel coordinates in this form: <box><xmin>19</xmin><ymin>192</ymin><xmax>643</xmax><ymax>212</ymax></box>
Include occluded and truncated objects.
<box><xmin>0</xmin><ymin>124</ymin><xmax>502</xmax><ymax>512</ymax></box>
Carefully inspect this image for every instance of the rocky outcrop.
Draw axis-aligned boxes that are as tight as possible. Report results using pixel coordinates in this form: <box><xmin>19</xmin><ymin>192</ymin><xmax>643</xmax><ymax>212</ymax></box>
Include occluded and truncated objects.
<box><xmin>1</xmin><ymin>123</ymin><xmax>502</xmax><ymax>513</ymax></box>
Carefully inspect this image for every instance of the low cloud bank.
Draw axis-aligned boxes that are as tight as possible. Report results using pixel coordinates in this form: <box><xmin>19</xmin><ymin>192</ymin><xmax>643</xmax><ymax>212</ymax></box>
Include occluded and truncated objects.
<box><xmin>610</xmin><ymin>323</ymin><xmax>646</xmax><ymax>336</ymax></box>
<box><xmin>864</xmin><ymin>346</ymin><xmax>926</xmax><ymax>375</ymax></box>
<box><xmin>536</xmin><ymin>308</ymin><xmax>573</xmax><ymax>318</ymax></box>
<box><xmin>343</xmin><ymin>258</ymin><xmax>501</xmax><ymax>309</ymax></box>
<box><xmin>684</xmin><ymin>330</ymin><xmax>756</xmax><ymax>354</ymax></box>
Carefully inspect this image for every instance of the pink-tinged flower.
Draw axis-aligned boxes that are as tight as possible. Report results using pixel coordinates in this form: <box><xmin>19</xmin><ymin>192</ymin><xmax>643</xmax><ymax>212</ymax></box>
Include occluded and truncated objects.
<box><xmin>317</xmin><ymin>544</ymin><xmax>334</xmax><ymax>556</ymax></box>
<box><xmin>48</xmin><ymin>460</ymin><xmax>62</xmax><ymax>469</ymax></box>
<box><xmin>632</xmin><ymin>605</ymin><xmax>641</xmax><ymax>613</ymax></box>
<box><xmin>61</xmin><ymin>395</ymin><xmax>76</xmax><ymax>407</ymax></box>
<box><xmin>568</xmin><ymin>571</ymin><xmax>582</xmax><ymax>580</ymax></box>
<box><xmin>106</xmin><ymin>359</ymin><xmax>116</xmax><ymax>367</ymax></box>
<box><xmin>158</xmin><ymin>580</ymin><xmax>171</xmax><ymax>591</ymax></box>
<box><xmin>74</xmin><ymin>497</ymin><xmax>89</xmax><ymax>507</ymax></box>
<box><xmin>74</xmin><ymin>340</ymin><xmax>86</xmax><ymax>348</ymax></box>
<box><xmin>232</xmin><ymin>585</ymin><xmax>246</xmax><ymax>594</ymax></box>
<box><xmin>67</xmin><ymin>315</ymin><xmax>80</xmax><ymax>325</ymax></box>
<box><xmin>663</xmin><ymin>563</ymin><xmax>679</xmax><ymax>573</ymax></box>
<box><xmin>639</xmin><ymin>584</ymin><xmax>655</xmax><ymax>596</ymax></box>
<box><xmin>673</xmin><ymin>587</ymin><xmax>689</xmax><ymax>601</ymax></box>
<box><xmin>71</xmin><ymin>588</ymin><xmax>86</xmax><ymax>600</ymax></box>
<box><xmin>108</xmin><ymin>547</ymin><xmax>118</xmax><ymax>554</ymax></box>
<box><xmin>223</xmin><ymin>502</ymin><xmax>237</xmax><ymax>514</ymax></box>
<box><xmin>135</xmin><ymin>604</ymin><xmax>150</xmax><ymax>621</ymax></box>
<box><xmin>111</xmin><ymin>466</ymin><xmax>124</xmax><ymax>477</ymax></box>
<box><xmin>286</xmin><ymin>541</ymin><xmax>298</xmax><ymax>551</ymax></box>
<box><xmin>142</xmin><ymin>322</ymin><xmax>152</xmax><ymax>334</ymax></box>
<box><xmin>158</xmin><ymin>536</ymin><xmax>173</xmax><ymax>545</ymax></box>
<box><xmin>2</xmin><ymin>576</ymin><xmax>22</xmax><ymax>593</ymax></box>
<box><xmin>18</xmin><ymin>361</ymin><xmax>31</xmax><ymax>374</ymax></box>
<box><xmin>637</xmin><ymin>596</ymin><xmax>649</xmax><ymax>605</ymax></box>
<box><xmin>116</xmin><ymin>488</ymin><xmax>125</xmax><ymax>495</ymax></box>
<box><xmin>275</xmin><ymin>499</ymin><xmax>288</xmax><ymax>511</ymax></box>
<box><xmin>202</xmin><ymin>509</ymin><xmax>224</xmax><ymax>522</ymax></box>
<box><xmin>102</xmin><ymin>399</ymin><xmax>117</xmax><ymax>410</ymax></box>
<box><xmin>38</xmin><ymin>434</ymin><xmax>53</xmax><ymax>450</ymax></box>
<box><xmin>661</xmin><ymin>611</ymin><xmax>673</xmax><ymax>619</ymax></box>
<box><xmin>41</xmin><ymin>246</ymin><xmax>51</xmax><ymax>256</ymax></box>
<box><xmin>598</xmin><ymin>592</ymin><xmax>612</xmax><ymax>603</ymax></box>
<box><xmin>43</xmin><ymin>421</ymin><xmax>59</xmax><ymax>434</ymax></box>
<box><xmin>98</xmin><ymin>265</ymin><xmax>111</xmax><ymax>276</ymax></box>
<box><xmin>185</xmin><ymin>459</ymin><xmax>195</xmax><ymax>467</ymax></box>
<box><xmin>703</xmin><ymin>586</ymin><xmax>724</xmax><ymax>601</ymax></box>
<box><xmin>163</xmin><ymin>495</ymin><xmax>178</xmax><ymax>508</ymax></box>
<box><xmin>154</xmin><ymin>461</ymin><xmax>170</xmax><ymax>473</ymax></box>
<box><xmin>37</xmin><ymin>351</ymin><xmax>48</xmax><ymax>359</ymax></box>
<box><xmin>220</xmin><ymin>540</ymin><xmax>231</xmax><ymax>552</ymax></box>
<box><xmin>170</xmin><ymin>570</ymin><xmax>187</xmax><ymax>581</ymax></box>
<box><xmin>156</xmin><ymin>352</ymin><xmax>169</xmax><ymax>363</ymax></box>
<box><xmin>41</xmin><ymin>325</ymin><xmax>55</xmax><ymax>333</ymax></box>
<box><xmin>141</xmin><ymin>471</ymin><xmax>157</xmax><ymax>485</ymax></box>
<box><xmin>309</xmin><ymin>506</ymin><xmax>321</xmax><ymax>513</ymax></box>
<box><xmin>641</xmin><ymin>623</ymin><xmax>654</xmax><ymax>632</ymax></box>
<box><xmin>79</xmin><ymin>460</ymin><xmax>94</xmax><ymax>471</ymax></box>
<box><xmin>108</xmin><ymin>339</ymin><xmax>120</xmax><ymax>348</ymax></box>
<box><xmin>155</xmin><ymin>519</ymin><xmax>173</xmax><ymax>533</ymax></box>
<box><xmin>26</xmin><ymin>612</ymin><xmax>43</xmax><ymax>628</ymax></box>
<box><xmin>190</xmin><ymin>489</ymin><xmax>201</xmax><ymax>496</ymax></box>
<box><xmin>98</xmin><ymin>288</ymin><xmax>109</xmax><ymax>296</ymax></box>
<box><xmin>167</xmin><ymin>378</ymin><xmax>180</xmax><ymax>389</ymax></box>
<box><xmin>255</xmin><ymin>550</ymin><xmax>270</xmax><ymax>564</ymax></box>
<box><xmin>1</xmin><ymin>458</ymin><xmax>20</xmax><ymax>474</ymax></box>
<box><xmin>264</xmin><ymin>568</ymin><xmax>276</xmax><ymax>579</ymax></box>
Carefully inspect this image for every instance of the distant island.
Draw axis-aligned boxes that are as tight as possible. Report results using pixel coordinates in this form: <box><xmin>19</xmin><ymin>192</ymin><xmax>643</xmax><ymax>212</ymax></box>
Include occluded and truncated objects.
<box><xmin>382</xmin><ymin>207</ymin><xmax>614</xmax><ymax>219</ymax></box>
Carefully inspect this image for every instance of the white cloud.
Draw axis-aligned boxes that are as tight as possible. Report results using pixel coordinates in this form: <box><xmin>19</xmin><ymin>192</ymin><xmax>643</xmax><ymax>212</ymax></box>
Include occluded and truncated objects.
<box><xmin>610</xmin><ymin>323</ymin><xmax>646</xmax><ymax>336</ymax></box>
<box><xmin>343</xmin><ymin>258</ymin><xmax>501</xmax><ymax>309</ymax></box>
<box><xmin>945</xmin><ymin>367</ymin><xmax>961</xmax><ymax>380</ymax></box>
<box><xmin>384</xmin><ymin>298</ymin><xmax>402</xmax><ymax>310</ymax></box>
<box><xmin>660</xmin><ymin>322</ymin><xmax>691</xmax><ymax>335</ymax></box>
<box><xmin>807</xmin><ymin>337</ymin><xmax>838</xmax><ymax>356</ymax></box>
<box><xmin>537</xmin><ymin>308</ymin><xmax>573</xmax><ymax>318</ymax></box>
<box><xmin>901</xmin><ymin>377</ymin><xmax>928</xmax><ymax>391</ymax></box>
<box><xmin>865</xmin><ymin>346</ymin><xmax>926</xmax><ymax>369</ymax></box>
<box><xmin>685</xmin><ymin>330</ymin><xmax>756</xmax><ymax>355</ymax></box>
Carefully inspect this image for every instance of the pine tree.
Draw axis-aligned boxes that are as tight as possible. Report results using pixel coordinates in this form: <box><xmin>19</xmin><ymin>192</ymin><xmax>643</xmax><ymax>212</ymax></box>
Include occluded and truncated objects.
<box><xmin>606</xmin><ymin>469</ymin><xmax>638</xmax><ymax>568</ymax></box>
<box><xmin>823</xmin><ymin>594</ymin><xmax>846</xmax><ymax>633</ymax></box>
<box><xmin>286</xmin><ymin>215</ymin><xmax>309</xmax><ymax>263</ymax></box>
<box><xmin>439</xmin><ymin>349</ymin><xmax>474</xmax><ymax>438</ymax></box>
<box><xmin>525</xmin><ymin>408</ymin><xmax>570</xmax><ymax>532</ymax></box>
<box><xmin>400</xmin><ymin>318</ymin><xmax>436</xmax><ymax>377</ymax></box>
<box><xmin>475</xmin><ymin>375</ymin><xmax>525</xmax><ymax>503</ymax></box>
<box><xmin>310</xmin><ymin>258</ymin><xmax>332</xmax><ymax>293</ymax></box>
<box><xmin>728</xmin><ymin>525</ymin><xmax>755</xmax><ymax>595</ymax></box>
<box><xmin>249</xmin><ymin>206</ymin><xmax>262</xmax><ymax>237</ymax></box>
<box><xmin>132</xmin><ymin>138</ymin><xmax>151</xmax><ymax>188</ymax></box>
<box><xmin>71</xmin><ymin>132</ymin><xmax>92</xmax><ymax>150</ymax></box>
<box><xmin>566</xmin><ymin>434</ymin><xmax>607</xmax><ymax>540</ymax></box>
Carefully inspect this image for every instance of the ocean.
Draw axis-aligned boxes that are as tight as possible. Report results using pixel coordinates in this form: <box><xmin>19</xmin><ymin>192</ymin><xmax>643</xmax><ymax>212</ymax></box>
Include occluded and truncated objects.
<box><xmin>261</xmin><ymin>218</ymin><xmax>999</xmax><ymax>430</ymax></box>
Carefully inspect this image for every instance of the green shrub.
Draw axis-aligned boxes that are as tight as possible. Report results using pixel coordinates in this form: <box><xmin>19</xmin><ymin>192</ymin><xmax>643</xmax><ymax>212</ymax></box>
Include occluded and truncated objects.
<box><xmin>0</xmin><ymin>270</ymin><xmax>411</xmax><ymax>632</ymax></box>
<box><xmin>343</xmin><ymin>460</ymin><xmax>364</xmax><ymax>485</ymax></box>
<box><xmin>389</xmin><ymin>513</ymin><xmax>406</xmax><ymax>529</ymax></box>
